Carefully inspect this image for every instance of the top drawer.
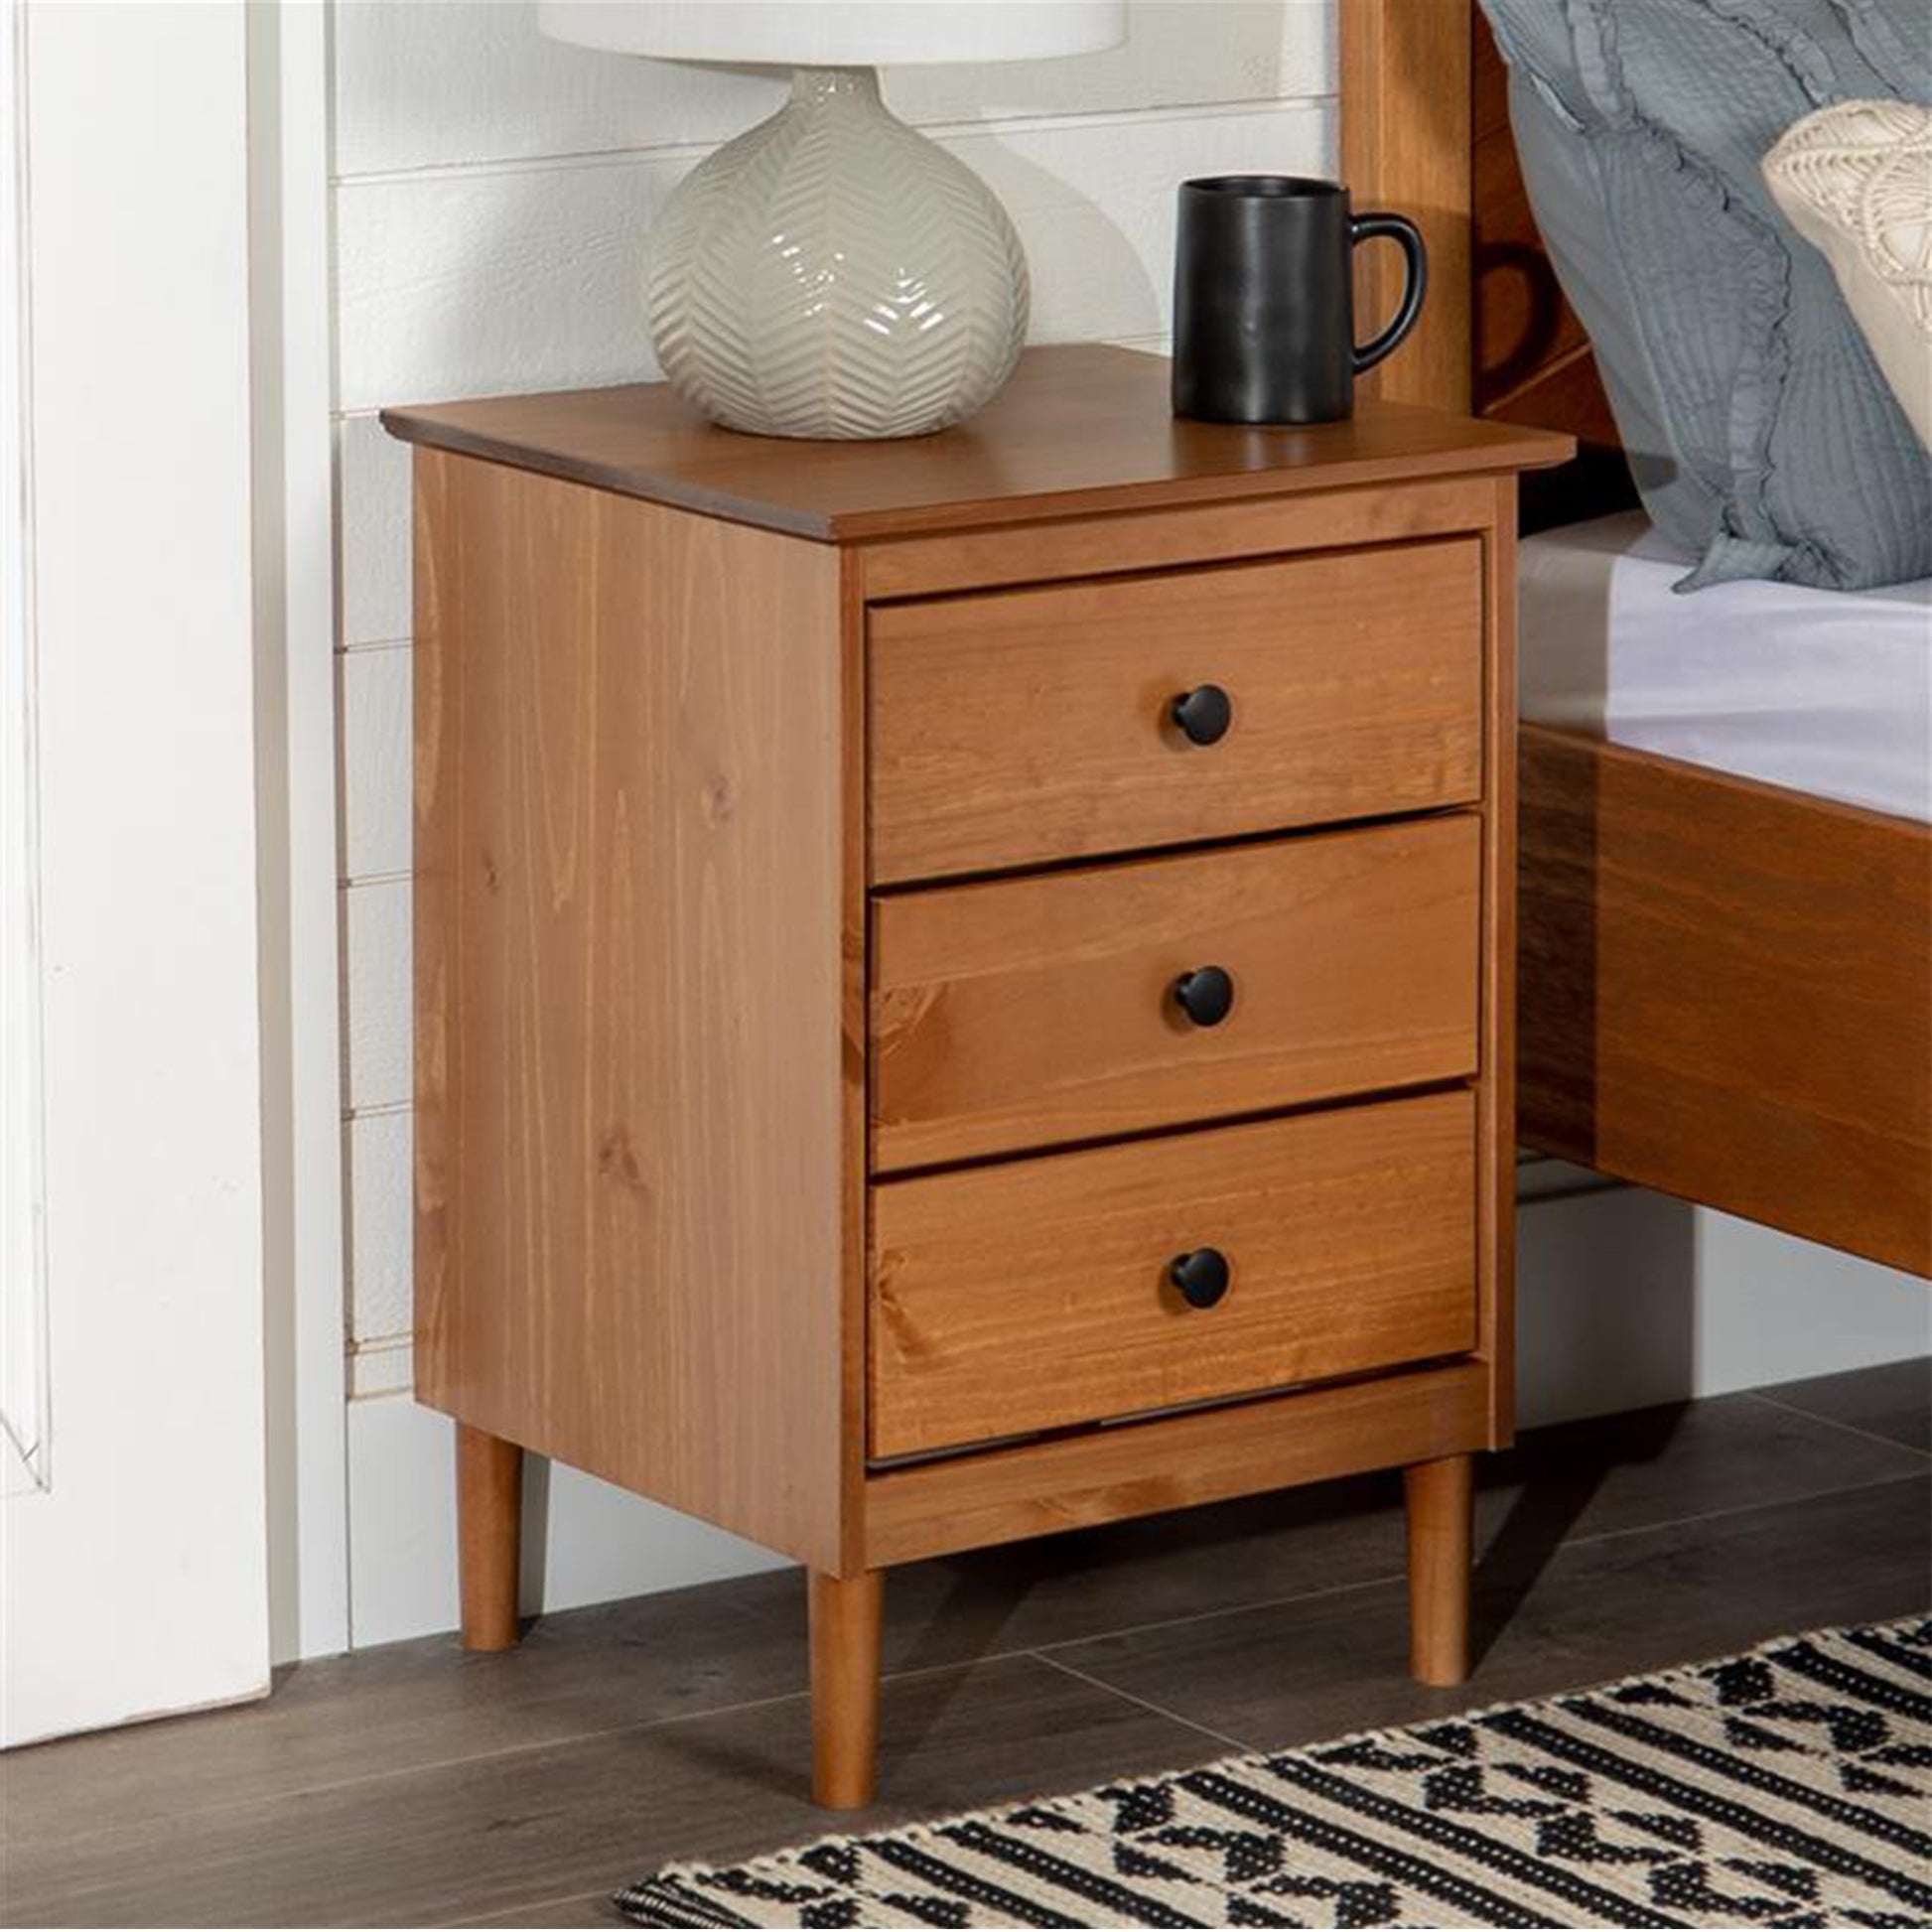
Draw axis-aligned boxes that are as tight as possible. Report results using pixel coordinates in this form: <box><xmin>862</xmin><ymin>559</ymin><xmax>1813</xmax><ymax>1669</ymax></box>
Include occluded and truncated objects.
<box><xmin>869</xmin><ymin>537</ymin><xmax>1483</xmax><ymax>885</ymax></box>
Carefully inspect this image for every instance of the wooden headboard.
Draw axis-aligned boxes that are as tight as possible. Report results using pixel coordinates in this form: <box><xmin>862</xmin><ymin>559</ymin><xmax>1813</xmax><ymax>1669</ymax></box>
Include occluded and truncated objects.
<box><xmin>1341</xmin><ymin>0</ymin><xmax>1631</xmax><ymax>519</ymax></box>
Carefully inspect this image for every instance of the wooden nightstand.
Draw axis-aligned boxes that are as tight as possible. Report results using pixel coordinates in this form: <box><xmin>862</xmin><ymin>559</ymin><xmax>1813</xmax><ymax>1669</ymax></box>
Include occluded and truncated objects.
<box><xmin>382</xmin><ymin>345</ymin><xmax>1571</xmax><ymax>1807</ymax></box>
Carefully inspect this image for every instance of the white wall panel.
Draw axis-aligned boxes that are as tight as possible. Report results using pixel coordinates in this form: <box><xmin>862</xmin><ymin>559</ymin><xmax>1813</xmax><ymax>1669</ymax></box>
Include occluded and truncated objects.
<box><xmin>334</xmin><ymin>0</ymin><xmax>1332</xmax><ymax>178</ymax></box>
<box><xmin>347</xmin><ymin>1335</ymin><xmax>415</xmax><ymax>1401</ymax></box>
<box><xmin>896</xmin><ymin>3</ymin><xmax>1331</xmax><ymax>128</ymax></box>
<box><xmin>339</xmin><ymin>644</ymin><xmax>411</xmax><ymax>883</ymax></box>
<box><xmin>345</xmin><ymin>1106</ymin><xmax>411</xmax><ymax>1358</ymax></box>
<box><xmin>336</xmin><ymin>100</ymin><xmax>1330</xmax><ymax>410</ymax></box>
<box><xmin>339</xmin><ymin>414</ymin><xmax>414</xmax><ymax>648</ymax></box>
<box><xmin>343</xmin><ymin>877</ymin><xmax>411</xmax><ymax>1111</ymax></box>
<box><xmin>1688</xmin><ymin>1213</ymin><xmax>1929</xmax><ymax>1395</ymax></box>
<box><xmin>337</xmin><ymin>152</ymin><xmax>681</xmax><ymax>411</ymax></box>
<box><xmin>335</xmin><ymin>0</ymin><xmax>780</xmax><ymax>178</ymax></box>
<box><xmin>1518</xmin><ymin>1192</ymin><xmax>1931</xmax><ymax>1431</ymax></box>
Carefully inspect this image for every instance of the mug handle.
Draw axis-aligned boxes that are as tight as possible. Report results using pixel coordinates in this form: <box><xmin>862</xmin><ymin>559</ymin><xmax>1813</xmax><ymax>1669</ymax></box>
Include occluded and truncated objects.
<box><xmin>1349</xmin><ymin>212</ymin><xmax>1428</xmax><ymax>375</ymax></box>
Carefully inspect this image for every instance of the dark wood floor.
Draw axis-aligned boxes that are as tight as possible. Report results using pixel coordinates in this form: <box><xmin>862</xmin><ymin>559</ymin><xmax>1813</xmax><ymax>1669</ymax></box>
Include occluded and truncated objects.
<box><xmin>4</xmin><ymin>1359</ymin><xmax>1927</xmax><ymax>1929</ymax></box>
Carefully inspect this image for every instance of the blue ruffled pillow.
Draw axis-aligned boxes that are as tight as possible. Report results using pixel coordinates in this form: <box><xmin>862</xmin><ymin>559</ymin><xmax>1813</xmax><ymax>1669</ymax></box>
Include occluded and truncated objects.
<box><xmin>1480</xmin><ymin>0</ymin><xmax>1931</xmax><ymax>592</ymax></box>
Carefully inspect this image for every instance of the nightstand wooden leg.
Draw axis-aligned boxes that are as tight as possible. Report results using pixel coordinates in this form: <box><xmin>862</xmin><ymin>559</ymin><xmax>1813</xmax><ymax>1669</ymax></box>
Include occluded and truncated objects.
<box><xmin>810</xmin><ymin>1568</ymin><xmax>884</xmax><ymax>1809</ymax></box>
<box><xmin>457</xmin><ymin>1424</ymin><xmax>523</xmax><ymax>1652</ymax></box>
<box><xmin>1405</xmin><ymin>1452</ymin><xmax>1472</xmax><ymax>1686</ymax></box>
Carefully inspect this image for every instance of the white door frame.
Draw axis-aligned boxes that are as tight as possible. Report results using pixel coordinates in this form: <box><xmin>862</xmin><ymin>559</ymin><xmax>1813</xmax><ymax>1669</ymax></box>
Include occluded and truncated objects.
<box><xmin>3</xmin><ymin>1</ymin><xmax>353</xmax><ymax>1713</ymax></box>
<box><xmin>249</xmin><ymin>0</ymin><xmax>350</xmax><ymax>1668</ymax></box>
<box><xmin>1</xmin><ymin>0</ymin><xmax>47</xmax><ymax>1506</ymax></box>
<box><xmin>2</xmin><ymin>0</ymin><xmax>280</xmax><ymax>1744</ymax></box>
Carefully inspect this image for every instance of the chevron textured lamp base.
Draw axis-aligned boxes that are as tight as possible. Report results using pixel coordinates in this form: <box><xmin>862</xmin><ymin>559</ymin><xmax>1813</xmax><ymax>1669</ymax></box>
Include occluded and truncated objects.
<box><xmin>646</xmin><ymin>68</ymin><xmax>1030</xmax><ymax>441</ymax></box>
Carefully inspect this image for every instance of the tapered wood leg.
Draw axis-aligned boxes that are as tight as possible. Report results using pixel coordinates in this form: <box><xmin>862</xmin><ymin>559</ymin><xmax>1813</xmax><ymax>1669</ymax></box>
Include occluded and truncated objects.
<box><xmin>809</xmin><ymin>1568</ymin><xmax>884</xmax><ymax>1809</ymax></box>
<box><xmin>457</xmin><ymin>1424</ymin><xmax>523</xmax><ymax>1651</ymax></box>
<box><xmin>1405</xmin><ymin>1452</ymin><xmax>1472</xmax><ymax>1686</ymax></box>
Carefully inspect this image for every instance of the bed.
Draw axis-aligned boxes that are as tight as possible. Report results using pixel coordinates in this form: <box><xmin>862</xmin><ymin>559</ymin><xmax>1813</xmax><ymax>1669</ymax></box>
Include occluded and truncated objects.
<box><xmin>1341</xmin><ymin>0</ymin><xmax>1932</xmax><ymax>1279</ymax></box>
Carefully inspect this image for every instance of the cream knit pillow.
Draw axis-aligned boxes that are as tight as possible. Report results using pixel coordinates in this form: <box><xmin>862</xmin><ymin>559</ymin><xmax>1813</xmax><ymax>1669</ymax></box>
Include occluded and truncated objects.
<box><xmin>1765</xmin><ymin>100</ymin><xmax>1932</xmax><ymax>452</ymax></box>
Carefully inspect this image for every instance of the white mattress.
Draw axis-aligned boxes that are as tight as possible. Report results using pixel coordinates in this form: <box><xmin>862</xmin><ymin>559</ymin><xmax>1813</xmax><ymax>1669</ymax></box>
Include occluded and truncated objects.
<box><xmin>1518</xmin><ymin>511</ymin><xmax>1932</xmax><ymax>824</ymax></box>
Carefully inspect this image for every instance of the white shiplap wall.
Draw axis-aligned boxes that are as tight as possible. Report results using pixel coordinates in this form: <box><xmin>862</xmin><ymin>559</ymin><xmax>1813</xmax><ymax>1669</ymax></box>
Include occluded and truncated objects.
<box><xmin>332</xmin><ymin>0</ymin><xmax>1337</xmax><ymax>1639</ymax></box>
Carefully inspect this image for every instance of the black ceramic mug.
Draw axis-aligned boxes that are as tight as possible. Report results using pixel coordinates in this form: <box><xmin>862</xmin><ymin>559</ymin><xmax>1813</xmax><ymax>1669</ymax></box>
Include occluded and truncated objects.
<box><xmin>1173</xmin><ymin>176</ymin><xmax>1427</xmax><ymax>425</ymax></box>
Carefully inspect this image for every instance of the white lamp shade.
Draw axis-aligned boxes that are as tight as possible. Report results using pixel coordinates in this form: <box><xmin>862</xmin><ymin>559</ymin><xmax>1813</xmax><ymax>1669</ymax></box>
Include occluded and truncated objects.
<box><xmin>538</xmin><ymin>1</ymin><xmax>1127</xmax><ymax>69</ymax></box>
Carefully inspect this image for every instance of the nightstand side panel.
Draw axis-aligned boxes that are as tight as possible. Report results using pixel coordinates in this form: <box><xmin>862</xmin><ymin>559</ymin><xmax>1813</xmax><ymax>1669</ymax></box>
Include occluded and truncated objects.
<box><xmin>1479</xmin><ymin>479</ymin><xmax>1520</xmax><ymax>1444</ymax></box>
<box><xmin>412</xmin><ymin>451</ymin><xmax>852</xmax><ymax>1569</ymax></box>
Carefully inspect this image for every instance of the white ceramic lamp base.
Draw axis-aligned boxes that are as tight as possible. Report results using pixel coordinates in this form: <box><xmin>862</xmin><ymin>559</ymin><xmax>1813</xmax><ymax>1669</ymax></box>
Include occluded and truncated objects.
<box><xmin>647</xmin><ymin>69</ymin><xmax>1029</xmax><ymax>440</ymax></box>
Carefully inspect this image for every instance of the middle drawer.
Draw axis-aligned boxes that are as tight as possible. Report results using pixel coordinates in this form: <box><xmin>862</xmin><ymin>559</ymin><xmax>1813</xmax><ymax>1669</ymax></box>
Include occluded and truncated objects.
<box><xmin>871</xmin><ymin>813</ymin><xmax>1480</xmax><ymax>1173</ymax></box>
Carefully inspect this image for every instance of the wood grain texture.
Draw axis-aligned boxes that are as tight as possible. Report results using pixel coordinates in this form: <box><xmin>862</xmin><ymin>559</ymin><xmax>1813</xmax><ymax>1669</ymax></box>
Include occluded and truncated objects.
<box><xmin>1518</xmin><ymin>724</ymin><xmax>1932</xmax><ymax>1279</ymax></box>
<box><xmin>394</xmin><ymin>370</ymin><xmax>1552</xmax><ymax>1791</ymax></box>
<box><xmin>412</xmin><ymin>449</ymin><xmax>854</xmax><ymax>1569</ymax></box>
<box><xmin>381</xmin><ymin>345</ymin><xmax>1571</xmax><ymax>544</ymax></box>
<box><xmin>870</xmin><ymin>1093</ymin><xmax>1478</xmax><ymax>1459</ymax></box>
<box><xmin>863</xmin><ymin>1359</ymin><xmax>1494</xmax><ymax>1568</ymax></box>
<box><xmin>1405</xmin><ymin>1453</ymin><xmax>1473</xmax><ymax>1685</ymax></box>
<box><xmin>856</xmin><ymin>476</ymin><xmax>1497</xmax><ymax>601</ymax></box>
<box><xmin>1340</xmin><ymin>0</ymin><xmax>1473</xmax><ymax>414</ymax></box>
<box><xmin>1477</xmin><ymin>491</ymin><xmax>1518</xmax><ymax>1442</ymax></box>
<box><xmin>872</xmin><ymin>817</ymin><xmax>1481</xmax><ymax>1172</ymax></box>
<box><xmin>836</xmin><ymin>553</ymin><xmax>872</xmax><ymax>1578</ymax></box>
<box><xmin>457</xmin><ymin>1425</ymin><xmax>523</xmax><ymax>1652</ymax></box>
<box><xmin>809</xmin><ymin>1570</ymin><xmax>884</xmax><ymax>1811</ymax></box>
<box><xmin>870</xmin><ymin>538</ymin><xmax>1485</xmax><ymax>885</ymax></box>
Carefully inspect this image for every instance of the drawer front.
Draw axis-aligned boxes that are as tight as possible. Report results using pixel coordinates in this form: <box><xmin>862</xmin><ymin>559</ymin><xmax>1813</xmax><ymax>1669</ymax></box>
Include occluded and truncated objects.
<box><xmin>873</xmin><ymin>816</ymin><xmax>1480</xmax><ymax>1172</ymax></box>
<box><xmin>869</xmin><ymin>537</ymin><xmax>1483</xmax><ymax>885</ymax></box>
<box><xmin>869</xmin><ymin>1091</ymin><xmax>1476</xmax><ymax>1459</ymax></box>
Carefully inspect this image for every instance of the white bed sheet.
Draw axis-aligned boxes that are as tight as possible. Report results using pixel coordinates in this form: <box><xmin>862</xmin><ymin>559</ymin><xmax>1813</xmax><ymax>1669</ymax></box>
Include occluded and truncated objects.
<box><xmin>1518</xmin><ymin>511</ymin><xmax>1932</xmax><ymax>824</ymax></box>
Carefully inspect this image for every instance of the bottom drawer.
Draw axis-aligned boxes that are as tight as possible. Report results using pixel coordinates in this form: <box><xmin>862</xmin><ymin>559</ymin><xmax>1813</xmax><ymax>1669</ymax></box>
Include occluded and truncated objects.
<box><xmin>869</xmin><ymin>1089</ymin><xmax>1476</xmax><ymax>1459</ymax></box>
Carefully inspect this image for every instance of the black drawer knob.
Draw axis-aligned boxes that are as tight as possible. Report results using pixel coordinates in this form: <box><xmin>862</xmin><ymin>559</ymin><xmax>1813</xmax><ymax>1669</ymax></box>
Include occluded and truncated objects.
<box><xmin>1170</xmin><ymin>1247</ymin><xmax>1231</xmax><ymax>1310</ymax></box>
<box><xmin>1171</xmin><ymin>683</ymin><xmax>1232</xmax><ymax>746</ymax></box>
<box><xmin>1173</xmin><ymin>964</ymin><xmax>1235</xmax><ymax>1028</ymax></box>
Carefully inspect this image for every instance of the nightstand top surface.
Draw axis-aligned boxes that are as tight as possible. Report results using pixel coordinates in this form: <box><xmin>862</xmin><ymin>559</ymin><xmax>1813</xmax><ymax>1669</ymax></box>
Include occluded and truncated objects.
<box><xmin>382</xmin><ymin>344</ymin><xmax>1573</xmax><ymax>543</ymax></box>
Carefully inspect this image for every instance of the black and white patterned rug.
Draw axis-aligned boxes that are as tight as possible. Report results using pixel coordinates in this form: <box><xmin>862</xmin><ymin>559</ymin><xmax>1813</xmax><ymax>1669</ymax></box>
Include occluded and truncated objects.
<box><xmin>618</xmin><ymin>1618</ymin><xmax>1932</xmax><ymax>1928</ymax></box>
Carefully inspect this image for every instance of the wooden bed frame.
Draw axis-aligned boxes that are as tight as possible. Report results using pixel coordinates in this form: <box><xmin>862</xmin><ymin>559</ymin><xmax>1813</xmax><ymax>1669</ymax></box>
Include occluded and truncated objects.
<box><xmin>1341</xmin><ymin>1</ymin><xmax>1931</xmax><ymax>1279</ymax></box>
